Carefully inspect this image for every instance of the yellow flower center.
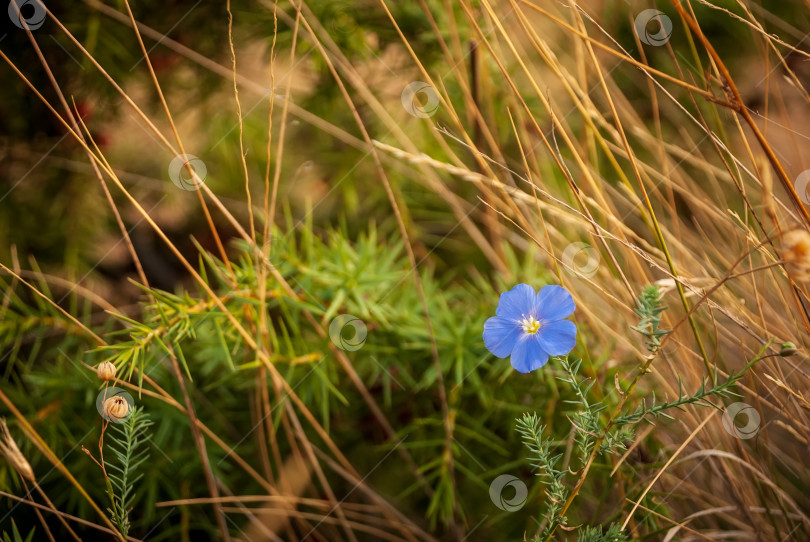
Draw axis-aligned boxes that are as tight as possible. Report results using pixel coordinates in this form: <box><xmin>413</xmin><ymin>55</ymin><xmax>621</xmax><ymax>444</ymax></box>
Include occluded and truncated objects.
<box><xmin>522</xmin><ymin>315</ymin><xmax>541</xmax><ymax>334</ymax></box>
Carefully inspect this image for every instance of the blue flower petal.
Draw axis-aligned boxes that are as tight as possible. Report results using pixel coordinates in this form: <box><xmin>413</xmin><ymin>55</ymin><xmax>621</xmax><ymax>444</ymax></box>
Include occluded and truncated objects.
<box><xmin>495</xmin><ymin>283</ymin><xmax>536</xmax><ymax>320</ymax></box>
<box><xmin>483</xmin><ymin>316</ymin><xmax>521</xmax><ymax>357</ymax></box>
<box><xmin>509</xmin><ymin>335</ymin><xmax>550</xmax><ymax>373</ymax></box>
<box><xmin>535</xmin><ymin>285</ymin><xmax>575</xmax><ymax>321</ymax></box>
<box><xmin>537</xmin><ymin>319</ymin><xmax>577</xmax><ymax>356</ymax></box>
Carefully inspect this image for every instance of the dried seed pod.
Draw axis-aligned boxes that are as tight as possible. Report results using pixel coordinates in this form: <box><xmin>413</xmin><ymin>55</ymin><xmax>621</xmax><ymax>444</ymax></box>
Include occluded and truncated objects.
<box><xmin>780</xmin><ymin>342</ymin><xmax>798</xmax><ymax>357</ymax></box>
<box><xmin>781</xmin><ymin>229</ymin><xmax>810</xmax><ymax>281</ymax></box>
<box><xmin>103</xmin><ymin>396</ymin><xmax>130</xmax><ymax>421</ymax></box>
<box><xmin>97</xmin><ymin>361</ymin><xmax>117</xmax><ymax>381</ymax></box>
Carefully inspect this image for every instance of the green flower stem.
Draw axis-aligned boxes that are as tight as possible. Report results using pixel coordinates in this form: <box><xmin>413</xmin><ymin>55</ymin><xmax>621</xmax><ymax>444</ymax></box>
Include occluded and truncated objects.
<box><xmin>541</xmin><ymin>356</ymin><xmax>653</xmax><ymax>542</ymax></box>
<box><xmin>0</xmin><ymin>389</ymin><xmax>125</xmax><ymax>542</ymax></box>
<box><xmin>542</xmin><ymin>340</ymin><xmax>774</xmax><ymax>542</ymax></box>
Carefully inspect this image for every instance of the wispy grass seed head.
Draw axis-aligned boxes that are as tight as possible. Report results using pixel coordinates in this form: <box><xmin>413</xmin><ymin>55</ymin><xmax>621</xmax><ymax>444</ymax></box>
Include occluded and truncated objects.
<box><xmin>0</xmin><ymin>418</ymin><xmax>34</xmax><ymax>482</ymax></box>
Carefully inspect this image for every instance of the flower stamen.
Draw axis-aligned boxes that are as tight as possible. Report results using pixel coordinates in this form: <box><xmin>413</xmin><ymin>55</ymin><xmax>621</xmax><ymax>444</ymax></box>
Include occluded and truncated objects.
<box><xmin>522</xmin><ymin>315</ymin><xmax>541</xmax><ymax>334</ymax></box>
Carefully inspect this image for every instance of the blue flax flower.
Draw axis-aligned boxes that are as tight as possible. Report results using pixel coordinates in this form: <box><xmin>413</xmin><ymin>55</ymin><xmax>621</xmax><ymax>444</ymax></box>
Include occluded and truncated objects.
<box><xmin>483</xmin><ymin>284</ymin><xmax>577</xmax><ymax>373</ymax></box>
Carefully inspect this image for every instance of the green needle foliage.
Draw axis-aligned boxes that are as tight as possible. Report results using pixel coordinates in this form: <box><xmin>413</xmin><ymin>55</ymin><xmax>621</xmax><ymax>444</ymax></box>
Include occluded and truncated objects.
<box><xmin>104</xmin><ymin>407</ymin><xmax>153</xmax><ymax>539</ymax></box>
<box><xmin>75</xmin><ymin>224</ymin><xmax>553</xmax><ymax>534</ymax></box>
<box><xmin>515</xmin><ymin>413</ymin><xmax>567</xmax><ymax>536</ymax></box>
<box><xmin>1</xmin><ymin>521</ymin><xmax>35</xmax><ymax>542</ymax></box>
<box><xmin>631</xmin><ymin>284</ymin><xmax>671</xmax><ymax>354</ymax></box>
<box><xmin>616</xmin><ymin>372</ymin><xmax>743</xmax><ymax>426</ymax></box>
<box><xmin>576</xmin><ymin>524</ymin><xmax>630</xmax><ymax>542</ymax></box>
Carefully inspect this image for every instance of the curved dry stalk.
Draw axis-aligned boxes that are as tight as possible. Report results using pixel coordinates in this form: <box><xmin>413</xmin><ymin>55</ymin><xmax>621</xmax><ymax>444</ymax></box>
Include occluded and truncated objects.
<box><xmin>621</xmin><ymin>410</ymin><xmax>717</xmax><ymax>529</ymax></box>
<box><xmin>19</xmin><ymin>12</ymin><xmax>429</xmax><ymax>506</ymax></box>
<box><xmin>0</xmin><ymin>56</ymin><xmax>408</xmax><ymax>539</ymax></box>
<box><xmin>268</xmin><ymin>0</ymin><xmax>505</xmax><ymax>274</ymax></box>
<box><xmin>0</xmin><ymin>490</ymin><xmax>141</xmax><ymax>541</ymax></box>
<box><xmin>0</xmin><ymin>389</ymin><xmax>124</xmax><ymax>540</ymax></box>
<box><xmin>226</xmin><ymin>0</ymin><xmax>256</xmax><ymax>244</ymax></box>
<box><xmin>14</xmin><ymin>15</ymin><xmax>151</xmax><ymax>296</ymax></box>
<box><xmin>673</xmin><ymin>449</ymin><xmax>810</xmax><ymax>529</ymax></box>
<box><xmin>290</xmin><ymin>0</ymin><xmax>448</xmax><ymax>506</ymax></box>
<box><xmin>0</xmin><ymin>262</ymin><xmax>105</xmax><ymax>345</ymax></box>
<box><xmin>669</xmin><ymin>1</ymin><xmax>810</xmax><ymax>227</ymax></box>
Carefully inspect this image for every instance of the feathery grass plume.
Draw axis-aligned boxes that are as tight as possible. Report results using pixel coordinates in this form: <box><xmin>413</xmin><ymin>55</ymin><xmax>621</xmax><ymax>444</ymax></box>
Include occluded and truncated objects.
<box><xmin>0</xmin><ymin>419</ymin><xmax>34</xmax><ymax>483</ymax></box>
